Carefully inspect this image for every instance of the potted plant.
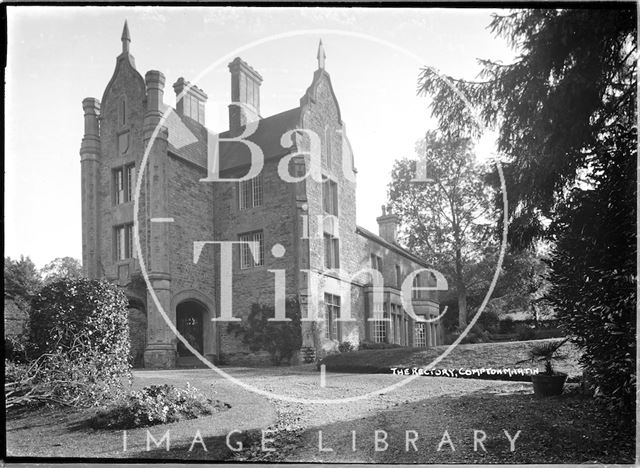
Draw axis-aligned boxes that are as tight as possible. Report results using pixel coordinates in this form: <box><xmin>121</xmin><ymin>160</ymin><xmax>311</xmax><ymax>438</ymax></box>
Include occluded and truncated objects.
<box><xmin>517</xmin><ymin>338</ymin><xmax>569</xmax><ymax>397</ymax></box>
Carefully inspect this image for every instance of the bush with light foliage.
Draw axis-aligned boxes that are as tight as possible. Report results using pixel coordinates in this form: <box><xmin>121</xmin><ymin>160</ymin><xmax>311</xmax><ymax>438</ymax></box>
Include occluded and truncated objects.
<box><xmin>6</xmin><ymin>278</ymin><xmax>132</xmax><ymax>408</ymax></box>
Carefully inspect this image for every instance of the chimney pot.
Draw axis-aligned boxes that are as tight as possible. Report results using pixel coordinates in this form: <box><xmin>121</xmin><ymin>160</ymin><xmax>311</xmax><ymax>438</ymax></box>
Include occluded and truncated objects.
<box><xmin>172</xmin><ymin>77</ymin><xmax>208</xmax><ymax>125</ymax></box>
<box><xmin>376</xmin><ymin>205</ymin><xmax>400</xmax><ymax>244</ymax></box>
<box><xmin>228</xmin><ymin>57</ymin><xmax>263</xmax><ymax>132</ymax></box>
<box><xmin>82</xmin><ymin>98</ymin><xmax>101</xmax><ymax>137</ymax></box>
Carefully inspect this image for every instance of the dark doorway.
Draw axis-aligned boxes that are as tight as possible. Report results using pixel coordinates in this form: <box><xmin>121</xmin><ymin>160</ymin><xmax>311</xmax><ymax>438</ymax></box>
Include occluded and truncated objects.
<box><xmin>128</xmin><ymin>305</ymin><xmax>146</xmax><ymax>368</ymax></box>
<box><xmin>176</xmin><ymin>301</ymin><xmax>205</xmax><ymax>357</ymax></box>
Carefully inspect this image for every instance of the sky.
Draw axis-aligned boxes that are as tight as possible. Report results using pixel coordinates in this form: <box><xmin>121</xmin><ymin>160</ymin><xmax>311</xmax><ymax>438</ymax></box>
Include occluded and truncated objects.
<box><xmin>5</xmin><ymin>6</ymin><xmax>515</xmax><ymax>268</ymax></box>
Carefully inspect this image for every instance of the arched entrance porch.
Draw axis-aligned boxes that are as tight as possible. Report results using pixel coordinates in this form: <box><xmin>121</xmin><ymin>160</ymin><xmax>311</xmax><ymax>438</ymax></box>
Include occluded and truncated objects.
<box><xmin>171</xmin><ymin>290</ymin><xmax>217</xmax><ymax>368</ymax></box>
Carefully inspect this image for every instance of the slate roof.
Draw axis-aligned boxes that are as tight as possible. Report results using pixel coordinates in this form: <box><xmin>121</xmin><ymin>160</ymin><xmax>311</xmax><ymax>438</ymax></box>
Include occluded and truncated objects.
<box><xmin>163</xmin><ymin>105</ymin><xmax>301</xmax><ymax>174</ymax></box>
<box><xmin>356</xmin><ymin>225</ymin><xmax>431</xmax><ymax>269</ymax></box>
<box><xmin>163</xmin><ymin>105</ymin><xmax>208</xmax><ymax>168</ymax></box>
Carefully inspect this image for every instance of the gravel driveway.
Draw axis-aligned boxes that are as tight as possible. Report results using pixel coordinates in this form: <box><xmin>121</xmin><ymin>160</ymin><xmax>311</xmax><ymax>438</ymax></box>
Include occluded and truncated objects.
<box><xmin>8</xmin><ymin>365</ymin><xmax>630</xmax><ymax>463</ymax></box>
<box><xmin>132</xmin><ymin>365</ymin><xmax>524</xmax><ymax>462</ymax></box>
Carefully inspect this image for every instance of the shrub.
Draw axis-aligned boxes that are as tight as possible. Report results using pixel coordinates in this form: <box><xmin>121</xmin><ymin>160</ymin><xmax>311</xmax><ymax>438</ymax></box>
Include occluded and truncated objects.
<box><xmin>359</xmin><ymin>341</ymin><xmax>402</xmax><ymax>350</ymax></box>
<box><xmin>17</xmin><ymin>278</ymin><xmax>131</xmax><ymax>407</ymax></box>
<box><xmin>533</xmin><ymin>328</ymin><xmax>566</xmax><ymax>340</ymax></box>
<box><xmin>516</xmin><ymin>324</ymin><xmax>536</xmax><ymax>341</ymax></box>
<box><xmin>477</xmin><ymin>308</ymin><xmax>500</xmax><ymax>333</ymax></box>
<box><xmin>4</xmin><ymin>334</ymin><xmax>28</xmax><ymax>363</ymax></box>
<box><xmin>338</xmin><ymin>341</ymin><xmax>355</xmax><ymax>353</ymax></box>
<box><xmin>228</xmin><ymin>297</ymin><xmax>302</xmax><ymax>366</ymax></box>
<box><xmin>460</xmin><ymin>325</ymin><xmax>490</xmax><ymax>344</ymax></box>
<box><xmin>6</xmin><ymin>332</ymin><xmax>129</xmax><ymax>409</ymax></box>
<box><xmin>89</xmin><ymin>384</ymin><xmax>230</xmax><ymax>429</ymax></box>
<box><xmin>29</xmin><ymin>278</ymin><xmax>130</xmax><ymax>360</ymax></box>
<box><xmin>547</xmin><ymin>132</ymin><xmax>636</xmax><ymax>412</ymax></box>
<box><xmin>499</xmin><ymin>316</ymin><xmax>515</xmax><ymax>333</ymax></box>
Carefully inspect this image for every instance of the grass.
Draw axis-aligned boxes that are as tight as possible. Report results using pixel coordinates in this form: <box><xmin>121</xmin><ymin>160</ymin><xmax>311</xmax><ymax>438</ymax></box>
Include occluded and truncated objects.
<box><xmin>319</xmin><ymin>339</ymin><xmax>583</xmax><ymax>381</ymax></box>
<box><xmin>268</xmin><ymin>385</ymin><xmax>635</xmax><ymax>464</ymax></box>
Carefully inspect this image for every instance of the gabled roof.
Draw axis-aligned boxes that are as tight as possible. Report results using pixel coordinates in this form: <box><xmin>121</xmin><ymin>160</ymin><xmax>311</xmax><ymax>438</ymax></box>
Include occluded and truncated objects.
<box><xmin>356</xmin><ymin>225</ymin><xmax>431</xmax><ymax>269</ymax></box>
<box><xmin>163</xmin><ymin>106</ymin><xmax>301</xmax><ymax>174</ymax></box>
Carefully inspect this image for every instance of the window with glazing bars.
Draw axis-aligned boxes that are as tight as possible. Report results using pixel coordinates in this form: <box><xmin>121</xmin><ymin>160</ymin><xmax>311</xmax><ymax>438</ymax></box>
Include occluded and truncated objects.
<box><xmin>238</xmin><ymin>174</ymin><xmax>263</xmax><ymax>210</ymax></box>
<box><xmin>372</xmin><ymin>304</ymin><xmax>389</xmax><ymax>343</ymax></box>
<box><xmin>322</xmin><ymin>178</ymin><xmax>338</xmax><ymax>216</ymax></box>
<box><xmin>114</xmin><ymin>224</ymin><xmax>137</xmax><ymax>261</ymax></box>
<box><xmin>239</xmin><ymin>230</ymin><xmax>264</xmax><ymax>269</ymax></box>
<box><xmin>324</xmin><ymin>293</ymin><xmax>341</xmax><ymax>340</ymax></box>
<box><xmin>370</xmin><ymin>254</ymin><xmax>383</xmax><ymax>272</ymax></box>
<box><xmin>414</xmin><ymin>322</ymin><xmax>427</xmax><ymax>347</ymax></box>
<box><xmin>114</xmin><ymin>164</ymin><xmax>135</xmax><ymax>205</ymax></box>
<box><xmin>412</xmin><ymin>273</ymin><xmax>422</xmax><ymax>299</ymax></box>
<box><xmin>324</xmin><ymin>234</ymin><xmax>340</xmax><ymax>269</ymax></box>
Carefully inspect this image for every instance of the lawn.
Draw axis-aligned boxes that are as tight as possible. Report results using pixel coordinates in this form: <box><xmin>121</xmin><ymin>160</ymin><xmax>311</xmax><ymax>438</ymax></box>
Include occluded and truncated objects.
<box><xmin>319</xmin><ymin>339</ymin><xmax>583</xmax><ymax>381</ymax></box>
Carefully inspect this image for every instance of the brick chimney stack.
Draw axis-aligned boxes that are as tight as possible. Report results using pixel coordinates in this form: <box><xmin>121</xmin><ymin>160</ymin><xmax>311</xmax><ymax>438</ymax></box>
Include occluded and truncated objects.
<box><xmin>228</xmin><ymin>57</ymin><xmax>263</xmax><ymax>131</ymax></box>
<box><xmin>173</xmin><ymin>77</ymin><xmax>208</xmax><ymax>125</ymax></box>
<box><xmin>376</xmin><ymin>205</ymin><xmax>400</xmax><ymax>244</ymax></box>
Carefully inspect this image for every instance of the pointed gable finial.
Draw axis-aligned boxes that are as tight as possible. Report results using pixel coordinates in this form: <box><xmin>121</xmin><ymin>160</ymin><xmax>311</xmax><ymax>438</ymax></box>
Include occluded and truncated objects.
<box><xmin>121</xmin><ymin>20</ymin><xmax>131</xmax><ymax>54</ymax></box>
<box><xmin>317</xmin><ymin>39</ymin><xmax>326</xmax><ymax>70</ymax></box>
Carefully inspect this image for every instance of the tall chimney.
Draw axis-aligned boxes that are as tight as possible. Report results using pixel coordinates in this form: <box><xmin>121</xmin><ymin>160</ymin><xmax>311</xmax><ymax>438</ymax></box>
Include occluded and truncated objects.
<box><xmin>228</xmin><ymin>57</ymin><xmax>263</xmax><ymax>131</ymax></box>
<box><xmin>145</xmin><ymin>70</ymin><xmax>166</xmax><ymax>118</ymax></box>
<box><xmin>376</xmin><ymin>205</ymin><xmax>400</xmax><ymax>244</ymax></box>
<box><xmin>172</xmin><ymin>77</ymin><xmax>208</xmax><ymax>125</ymax></box>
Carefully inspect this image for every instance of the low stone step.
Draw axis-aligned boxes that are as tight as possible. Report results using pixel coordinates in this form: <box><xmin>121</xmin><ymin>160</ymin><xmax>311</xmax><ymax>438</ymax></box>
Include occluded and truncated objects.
<box><xmin>176</xmin><ymin>355</ymin><xmax>207</xmax><ymax>368</ymax></box>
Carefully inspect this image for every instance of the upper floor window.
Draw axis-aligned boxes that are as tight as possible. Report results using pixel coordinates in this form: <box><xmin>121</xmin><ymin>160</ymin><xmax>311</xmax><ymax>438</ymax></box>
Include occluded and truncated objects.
<box><xmin>395</xmin><ymin>265</ymin><xmax>402</xmax><ymax>288</ymax></box>
<box><xmin>324</xmin><ymin>233</ymin><xmax>340</xmax><ymax>269</ymax></box>
<box><xmin>322</xmin><ymin>177</ymin><xmax>338</xmax><ymax>216</ymax></box>
<box><xmin>114</xmin><ymin>164</ymin><xmax>135</xmax><ymax>205</ymax></box>
<box><xmin>412</xmin><ymin>274</ymin><xmax>422</xmax><ymax>300</ymax></box>
<box><xmin>371</xmin><ymin>254</ymin><xmax>383</xmax><ymax>272</ymax></box>
<box><xmin>114</xmin><ymin>223</ymin><xmax>136</xmax><ymax>261</ymax></box>
<box><xmin>239</xmin><ymin>230</ymin><xmax>264</xmax><ymax>269</ymax></box>
<box><xmin>239</xmin><ymin>174</ymin><xmax>263</xmax><ymax>210</ymax></box>
<box><xmin>324</xmin><ymin>293</ymin><xmax>341</xmax><ymax>340</ymax></box>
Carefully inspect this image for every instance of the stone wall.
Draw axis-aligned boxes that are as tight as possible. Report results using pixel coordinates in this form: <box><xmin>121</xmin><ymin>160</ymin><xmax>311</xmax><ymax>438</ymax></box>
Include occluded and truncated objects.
<box><xmin>96</xmin><ymin>54</ymin><xmax>147</xmax><ymax>284</ymax></box>
<box><xmin>212</xmin><ymin>158</ymin><xmax>299</xmax><ymax>365</ymax></box>
<box><xmin>166</xmin><ymin>153</ymin><xmax>217</xmax><ymax>359</ymax></box>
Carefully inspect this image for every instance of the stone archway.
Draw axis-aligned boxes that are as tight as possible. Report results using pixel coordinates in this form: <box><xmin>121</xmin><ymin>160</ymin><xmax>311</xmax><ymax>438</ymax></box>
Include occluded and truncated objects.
<box><xmin>176</xmin><ymin>300</ymin><xmax>206</xmax><ymax>357</ymax></box>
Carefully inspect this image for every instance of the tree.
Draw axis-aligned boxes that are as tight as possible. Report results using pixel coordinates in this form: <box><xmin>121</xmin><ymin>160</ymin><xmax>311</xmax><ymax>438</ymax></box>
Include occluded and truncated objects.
<box><xmin>41</xmin><ymin>257</ymin><xmax>83</xmax><ymax>284</ymax></box>
<box><xmin>4</xmin><ymin>256</ymin><xmax>41</xmax><ymax>301</ymax></box>
<box><xmin>388</xmin><ymin>131</ymin><xmax>496</xmax><ymax>328</ymax></box>
<box><xmin>417</xmin><ymin>8</ymin><xmax>636</xmax><ymax>409</ymax></box>
<box><xmin>418</xmin><ymin>8</ymin><xmax>636</xmax><ymax>245</ymax></box>
<box><xmin>546</xmin><ymin>126</ymin><xmax>635</xmax><ymax>410</ymax></box>
<box><xmin>4</xmin><ymin>256</ymin><xmax>42</xmax><ymax>344</ymax></box>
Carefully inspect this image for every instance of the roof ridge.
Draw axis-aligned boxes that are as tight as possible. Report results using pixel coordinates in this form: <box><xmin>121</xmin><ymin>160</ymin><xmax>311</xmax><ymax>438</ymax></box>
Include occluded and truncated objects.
<box><xmin>356</xmin><ymin>225</ymin><xmax>431</xmax><ymax>269</ymax></box>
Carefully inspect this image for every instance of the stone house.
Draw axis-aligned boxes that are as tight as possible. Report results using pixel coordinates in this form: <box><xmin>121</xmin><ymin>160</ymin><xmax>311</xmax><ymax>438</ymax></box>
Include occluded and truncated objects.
<box><xmin>80</xmin><ymin>22</ymin><xmax>443</xmax><ymax>368</ymax></box>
